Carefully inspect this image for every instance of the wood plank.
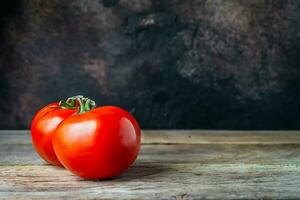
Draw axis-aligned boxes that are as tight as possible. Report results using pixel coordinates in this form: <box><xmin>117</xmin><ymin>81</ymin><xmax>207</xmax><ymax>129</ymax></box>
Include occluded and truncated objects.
<box><xmin>142</xmin><ymin>130</ymin><xmax>300</xmax><ymax>144</ymax></box>
<box><xmin>1</xmin><ymin>131</ymin><xmax>300</xmax><ymax>199</ymax></box>
<box><xmin>1</xmin><ymin>130</ymin><xmax>300</xmax><ymax>145</ymax></box>
<box><xmin>1</xmin><ymin>163</ymin><xmax>300</xmax><ymax>199</ymax></box>
<box><xmin>0</xmin><ymin>131</ymin><xmax>30</xmax><ymax>145</ymax></box>
<box><xmin>1</xmin><ymin>143</ymin><xmax>300</xmax><ymax>165</ymax></box>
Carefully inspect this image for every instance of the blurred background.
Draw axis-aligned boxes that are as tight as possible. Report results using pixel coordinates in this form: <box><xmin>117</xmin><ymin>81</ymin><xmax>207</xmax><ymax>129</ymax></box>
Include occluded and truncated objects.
<box><xmin>0</xmin><ymin>0</ymin><xmax>299</xmax><ymax>130</ymax></box>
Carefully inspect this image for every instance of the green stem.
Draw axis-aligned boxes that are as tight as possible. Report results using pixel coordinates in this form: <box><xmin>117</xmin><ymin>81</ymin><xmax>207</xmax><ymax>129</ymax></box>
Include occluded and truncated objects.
<box><xmin>59</xmin><ymin>95</ymin><xmax>96</xmax><ymax>114</ymax></box>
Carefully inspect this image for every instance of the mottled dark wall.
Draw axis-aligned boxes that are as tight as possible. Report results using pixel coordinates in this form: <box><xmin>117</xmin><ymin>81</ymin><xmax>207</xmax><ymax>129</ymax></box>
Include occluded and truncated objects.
<box><xmin>0</xmin><ymin>0</ymin><xmax>300</xmax><ymax>129</ymax></box>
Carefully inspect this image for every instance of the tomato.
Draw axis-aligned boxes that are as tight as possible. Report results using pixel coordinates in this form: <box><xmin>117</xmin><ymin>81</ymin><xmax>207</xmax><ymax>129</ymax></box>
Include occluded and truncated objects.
<box><xmin>31</xmin><ymin>95</ymin><xmax>141</xmax><ymax>180</ymax></box>
<box><xmin>31</xmin><ymin>102</ymin><xmax>77</xmax><ymax>166</ymax></box>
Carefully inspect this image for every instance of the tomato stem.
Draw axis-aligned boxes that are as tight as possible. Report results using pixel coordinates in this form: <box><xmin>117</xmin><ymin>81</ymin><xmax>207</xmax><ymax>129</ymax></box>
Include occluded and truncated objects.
<box><xmin>59</xmin><ymin>95</ymin><xmax>96</xmax><ymax>114</ymax></box>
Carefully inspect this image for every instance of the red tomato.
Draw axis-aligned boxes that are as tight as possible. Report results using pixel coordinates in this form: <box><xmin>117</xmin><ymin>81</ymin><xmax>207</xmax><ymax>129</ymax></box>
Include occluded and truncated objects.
<box><xmin>53</xmin><ymin>105</ymin><xmax>141</xmax><ymax>180</ymax></box>
<box><xmin>31</xmin><ymin>96</ymin><xmax>141</xmax><ymax>180</ymax></box>
<box><xmin>31</xmin><ymin>103</ymin><xmax>77</xmax><ymax>166</ymax></box>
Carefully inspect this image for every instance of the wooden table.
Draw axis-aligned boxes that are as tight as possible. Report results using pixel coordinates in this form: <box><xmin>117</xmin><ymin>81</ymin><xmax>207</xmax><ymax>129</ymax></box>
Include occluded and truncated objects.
<box><xmin>1</xmin><ymin>130</ymin><xmax>300</xmax><ymax>199</ymax></box>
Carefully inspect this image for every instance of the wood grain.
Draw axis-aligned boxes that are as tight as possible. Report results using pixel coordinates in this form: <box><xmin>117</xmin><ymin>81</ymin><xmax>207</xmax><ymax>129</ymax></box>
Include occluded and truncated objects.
<box><xmin>142</xmin><ymin>130</ymin><xmax>300</xmax><ymax>144</ymax></box>
<box><xmin>1</xmin><ymin>130</ymin><xmax>300</xmax><ymax>199</ymax></box>
<box><xmin>2</xmin><ymin>130</ymin><xmax>300</xmax><ymax>144</ymax></box>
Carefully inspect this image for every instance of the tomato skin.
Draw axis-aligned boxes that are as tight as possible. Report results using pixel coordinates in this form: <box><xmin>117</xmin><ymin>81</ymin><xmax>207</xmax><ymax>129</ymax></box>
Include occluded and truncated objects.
<box><xmin>30</xmin><ymin>103</ymin><xmax>77</xmax><ymax>166</ymax></box>
<box><xmin>52</xmin><ymin>106</ymin><xmax>141</xmax><ymax>180</ymax></box>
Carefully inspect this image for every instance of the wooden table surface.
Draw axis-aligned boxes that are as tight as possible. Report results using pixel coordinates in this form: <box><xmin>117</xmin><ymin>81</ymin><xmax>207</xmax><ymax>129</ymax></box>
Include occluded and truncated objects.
<box><xmin>1</xmin><ymin>130</ymin><xmax>300</xmax><ymax>199</ymax></box>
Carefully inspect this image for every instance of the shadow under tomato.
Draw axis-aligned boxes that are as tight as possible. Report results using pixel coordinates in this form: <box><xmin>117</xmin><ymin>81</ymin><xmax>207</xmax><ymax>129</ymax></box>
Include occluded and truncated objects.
<box><xmin>76</xmin><ymin>164</ymin><xmax>168</xmax><ymax>182</ymax></box>
<box><xmin>116</xmin><ymin>164</ymin><xmax>168</xmax><ymax>181</ymax></box>
<box><xmin>49</xmin><ymin>161</ymin><xmax>169</xmax><ymax>182</ymax></box>
<box><xmin>42</xmin><ymin>160</ymin><xmax>168</xmax><ymax>182</ymax></box>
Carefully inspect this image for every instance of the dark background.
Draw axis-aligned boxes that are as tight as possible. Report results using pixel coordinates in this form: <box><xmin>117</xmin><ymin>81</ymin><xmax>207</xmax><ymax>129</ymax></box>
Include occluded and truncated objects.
<box><xmin>0</xmin><ymin>0</ymin><xmax>300</xmax><ymax>130</ymax></box>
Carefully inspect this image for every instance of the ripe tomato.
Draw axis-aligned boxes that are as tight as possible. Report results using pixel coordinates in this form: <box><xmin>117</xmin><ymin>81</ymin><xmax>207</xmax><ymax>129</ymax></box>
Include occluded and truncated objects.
<box><xmin>53</xmin><ymin>105</ymin><xmax>141</xmax><ymax>180</ymax></box>
<box><xmin>31</xmin><ymin>102</ymin><xmax>77</xmax><ymax>166</ymax></box>
<box><xmin>31</xmin><ymin>95</ymin><xmax>141</xmax><ymax>180</ymax></box>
